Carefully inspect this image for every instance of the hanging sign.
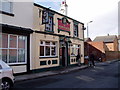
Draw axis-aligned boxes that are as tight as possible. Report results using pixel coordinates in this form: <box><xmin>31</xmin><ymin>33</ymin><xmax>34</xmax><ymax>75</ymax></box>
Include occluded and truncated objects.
<box><xmin>42</xmin><ymin>10</ymin><xmax>49</xmax><ymax>24</ymax></box>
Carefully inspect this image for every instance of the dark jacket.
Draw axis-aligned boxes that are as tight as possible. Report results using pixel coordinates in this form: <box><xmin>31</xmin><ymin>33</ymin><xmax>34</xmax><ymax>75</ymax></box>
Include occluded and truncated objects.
<box><xmin>90</xmin><ymin>54</ymin><xmax>95</xmax><ymax>61</ymax></box>
<box><xmin>76</xmin><ymin>54</ymin><xmax>80</xmax><ymax>61</ymax></box>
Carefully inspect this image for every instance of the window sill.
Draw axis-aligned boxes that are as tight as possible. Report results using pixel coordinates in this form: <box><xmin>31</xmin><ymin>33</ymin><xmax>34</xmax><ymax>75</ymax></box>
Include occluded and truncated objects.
<box><xmin>71</xmin><ymin>55</ymin><xmax>77</xmax><ymax>57</ymax></box>
<box><xmin>8</xmin><ymin>63</ymin><xmax>27</xmax><ymax>66</ymax></box>
<box><xmin>39</xmin><ymin>56</ymin><xmax>58</xmax><ymax>59</ymax></box>
<box><xmin>0</xmin><ymin>11</ymin><xmax>14</xmax><ymax>17</ymax></box>
<box><xmin>45</xmin><ymin>30</ymin><xmax>54</xmax><ymax>33</ymax></box>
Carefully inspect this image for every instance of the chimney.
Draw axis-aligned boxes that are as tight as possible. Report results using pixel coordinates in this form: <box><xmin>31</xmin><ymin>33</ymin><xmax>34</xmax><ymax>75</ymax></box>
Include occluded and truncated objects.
<box><xmin>60</xmin><ymin>0</ymin><xmax>68</xmax><ymax>16</ymax></box>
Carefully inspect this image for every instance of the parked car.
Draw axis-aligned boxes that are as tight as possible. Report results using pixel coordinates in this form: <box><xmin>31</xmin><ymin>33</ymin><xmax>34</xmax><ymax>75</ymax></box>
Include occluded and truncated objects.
<box><xmin>0</xmin><ymin>60</ymin><xmax>14</xmax><ymax>90</ymax></box>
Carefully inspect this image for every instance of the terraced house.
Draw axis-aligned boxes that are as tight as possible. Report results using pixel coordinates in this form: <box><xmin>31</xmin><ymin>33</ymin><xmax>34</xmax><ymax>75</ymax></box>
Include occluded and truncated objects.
<box><xmin>0</xmin><ymin>1</ymin><xmax>85</xmax><ymax>74</ymax></box>
<box><xmin>0</xmin><ymin>1</ymin><xmax>34</xmax><ymax>74</ymax></box>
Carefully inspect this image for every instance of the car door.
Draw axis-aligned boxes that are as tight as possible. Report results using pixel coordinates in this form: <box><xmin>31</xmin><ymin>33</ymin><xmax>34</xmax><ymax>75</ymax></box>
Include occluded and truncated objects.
<box><xmin>0</xmin><ymin>64</ymin><xmax>3</xmax><ymax>89</ymax></box>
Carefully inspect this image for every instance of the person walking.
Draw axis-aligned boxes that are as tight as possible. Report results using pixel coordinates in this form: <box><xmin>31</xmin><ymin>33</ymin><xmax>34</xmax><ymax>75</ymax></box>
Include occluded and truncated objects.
<box><xmin>90</xmin><ymin>53</ymin><xmax>95</xmax><ymax>67</ymax></box>
<box><xmin>76</xmin><ymin>54</ymin><xmax>81</xmax><ymax>66</ymax></box>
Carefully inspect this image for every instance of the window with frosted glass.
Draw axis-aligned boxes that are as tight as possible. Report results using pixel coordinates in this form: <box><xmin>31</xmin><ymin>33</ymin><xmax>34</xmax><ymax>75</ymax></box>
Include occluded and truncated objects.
<box><xmin>0</xmin><ymin>0</ymin><xmax>13</xmax><ymax>13</ymax></box>
<box><xmin>2</xmin><ymin>49</ymin><xmax>7</xmax><ymax>63</ymax></box>
<box><xmin>18</xmin><ymin>49</ymin><xmax>25</xmax><ymax>62</ymax></box>
<box><xmin>9</xmin><ymin>49</ymin><xmax>17</xmax><ymax>63</ymax></box>
<box><xmin>2</xmin><ymin>34</ymin><xmax>8</xmax><ymax>48</ymax></box>
<box><xmin>10</xmin><ymin>35</ymin><xmax>17</xmax><ymax>48</ymax></box>
<box><xmin>0</xmin><ymin>33</ymin><xmax>27</xmax><ymax>64</ymax></box>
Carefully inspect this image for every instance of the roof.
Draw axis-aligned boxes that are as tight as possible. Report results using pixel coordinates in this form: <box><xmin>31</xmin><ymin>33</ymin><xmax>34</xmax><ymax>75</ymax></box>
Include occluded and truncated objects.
<box><xmin>84</xmin><ymin>38</ymin><xmax>92</xmax><ymax>42</ymax></box>
<box><xmin>0</xmin><ymin>23</ymin><xmax>33</xmax><ymax>34</ymax></box>
<box><xmin>93</xmin><ymin>35</ymin><xmax>117</xmax><ymax>43</ymax></box>
<box><xmin>34</xmin><ymin>3</ymin><xmax>84</xmax><ymax>25</ymax></box>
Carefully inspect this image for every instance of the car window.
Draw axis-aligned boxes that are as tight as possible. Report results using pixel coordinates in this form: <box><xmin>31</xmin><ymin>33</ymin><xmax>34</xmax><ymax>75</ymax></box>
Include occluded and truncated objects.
<box><xmin>0</xmin><ymin>65</ymin><xmax>2</xmax><ymax>69</ymax></box>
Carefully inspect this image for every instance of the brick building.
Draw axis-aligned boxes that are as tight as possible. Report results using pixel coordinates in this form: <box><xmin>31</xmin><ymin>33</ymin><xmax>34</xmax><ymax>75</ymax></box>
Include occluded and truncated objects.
<box><xmin>93</xmin><ymin>35</ymin><xmax>119</xmax><ymax>51</ymax></box>
<box><xmin>84</xmin><ymin>35</ymin><xmax>119</xmax><ymax>62</ymax></box>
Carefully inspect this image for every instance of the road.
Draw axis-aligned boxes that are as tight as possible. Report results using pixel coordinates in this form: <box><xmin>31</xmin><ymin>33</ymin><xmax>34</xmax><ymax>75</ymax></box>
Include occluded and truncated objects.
<box><xmin>13</xmin><ymin>61</ymin><xmax>119</xmax><ymax>89</ymax></box>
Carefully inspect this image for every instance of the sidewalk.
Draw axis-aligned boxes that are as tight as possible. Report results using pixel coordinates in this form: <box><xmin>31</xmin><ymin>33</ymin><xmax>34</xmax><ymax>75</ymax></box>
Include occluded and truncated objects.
<box><xmin>15</xmin><ymin>59</ymin><xmax>120</xmax><ymax>82</ymax></box>
<box><xmin>15</xmin><ymin>65</ymin><xmax>88</xmax><ymax>82</ymax></box>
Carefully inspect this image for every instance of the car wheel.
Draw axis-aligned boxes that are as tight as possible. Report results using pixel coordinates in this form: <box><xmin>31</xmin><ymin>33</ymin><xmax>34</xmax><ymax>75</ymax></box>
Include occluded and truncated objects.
<box><xmin>1</xmin><ymin>79</ymin><xmax>11</xmax><ymax>90</ymax></box>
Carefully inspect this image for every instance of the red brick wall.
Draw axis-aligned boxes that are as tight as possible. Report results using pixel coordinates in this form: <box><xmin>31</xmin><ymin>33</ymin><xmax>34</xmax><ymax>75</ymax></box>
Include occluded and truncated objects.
<box><xmin>84</xmin><ymin>42</ymin><xmax>106</xmax><ymax>61</ymax></box>
<box><xmin>106</xmin><ymin>51</ymin><xmax>120</xmax><ymax>61</ymax></box>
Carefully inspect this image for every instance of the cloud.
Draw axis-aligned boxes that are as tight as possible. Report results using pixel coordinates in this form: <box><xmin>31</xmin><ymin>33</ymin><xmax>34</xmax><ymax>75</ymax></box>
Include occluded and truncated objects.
<box><xmin>66</xmin><ymin>0</ymin><xmax>119</xmax><ymax>39</ymax></box>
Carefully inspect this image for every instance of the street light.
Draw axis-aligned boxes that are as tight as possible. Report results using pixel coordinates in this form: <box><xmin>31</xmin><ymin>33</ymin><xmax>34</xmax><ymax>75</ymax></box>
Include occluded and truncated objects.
<box><xmin>87</xmin><ymin>21</ymin><xmax>93</xmax><ymax>38</ymax></box>
<box><xmin>87</xmin><ymin>21</ymin><xmax>93</xmax><ymax>62</ymax></box>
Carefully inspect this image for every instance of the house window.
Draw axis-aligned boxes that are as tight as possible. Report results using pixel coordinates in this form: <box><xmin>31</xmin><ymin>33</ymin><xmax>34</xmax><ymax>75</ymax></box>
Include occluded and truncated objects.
<box><xmin>45</xmin><ymin>16</ymin><xmax>54</xmax><ymax>32</ymax></box>
<box><xmin>0</xmin><ymin>33</ymin><xmax>27</xmax><ymax>64</ymax></box>
<box><xmin>0</xmin><ymin>0</ymin><xmax>13</xmax><ymax>13</ymax></box>
<box><xmin>40</xmin><ymin>41</ymin><xmax>57</xmax><ymax>57</ymax></box>
<box><xmin>71</xmin><ymin>44</ymin><xmax>80</xmax><ymax>56</ymax></box>
<box><xmin>73</xmin><ymin>24</ymin><xmax>78</xmax><ymax>37</ymax></box>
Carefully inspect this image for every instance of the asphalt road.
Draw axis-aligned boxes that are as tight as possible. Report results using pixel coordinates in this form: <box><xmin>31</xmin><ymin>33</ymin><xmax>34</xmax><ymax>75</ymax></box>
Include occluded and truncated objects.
<box><xmin>13</xmin><ymin>61</ymin><xmax>119</xmax><ymax>89</ymax></box>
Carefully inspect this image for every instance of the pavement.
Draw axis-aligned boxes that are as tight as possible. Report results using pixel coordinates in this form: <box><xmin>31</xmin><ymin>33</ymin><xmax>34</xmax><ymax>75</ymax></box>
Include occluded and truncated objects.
<box><xmin>15</xmin><ymin>59</ymin><xmax>120</xmax><ymax>82</ymax></box>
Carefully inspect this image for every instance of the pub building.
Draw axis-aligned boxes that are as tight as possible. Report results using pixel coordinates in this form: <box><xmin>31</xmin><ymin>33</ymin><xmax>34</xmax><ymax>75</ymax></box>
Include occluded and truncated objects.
<box><xmin>31</xmin><ymin>3</ymin><xmax>85</xmax><ymax>72</ymax></box>
<box><xmin>0</xmin><ymin>1</ymin><xmax>85</xmax><ymax>74</ymax></box>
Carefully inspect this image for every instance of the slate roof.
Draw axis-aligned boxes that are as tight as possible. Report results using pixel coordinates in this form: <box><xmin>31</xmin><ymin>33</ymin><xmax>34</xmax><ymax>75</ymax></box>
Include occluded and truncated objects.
<box><xmin>93</xmin><ymin>35</ymin><xmax>117</xmax><ymax>43</ymax></box>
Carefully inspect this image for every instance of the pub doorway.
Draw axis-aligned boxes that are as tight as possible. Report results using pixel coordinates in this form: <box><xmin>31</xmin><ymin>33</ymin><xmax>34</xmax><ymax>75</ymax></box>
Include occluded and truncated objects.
<box><xmin>60</xmin><ymin>40</ymin><xmax>68</xmax><ymax>67</ymax></box>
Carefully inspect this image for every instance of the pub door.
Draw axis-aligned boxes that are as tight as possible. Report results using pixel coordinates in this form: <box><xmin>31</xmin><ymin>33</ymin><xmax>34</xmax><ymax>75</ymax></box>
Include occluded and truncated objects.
<box><xmin>62</xmin><ymin>47</ymin><xmax>66</xmax><ymax>66</ymax></box>
<box><xmin>60</xmin><ymin>42</ymin><xmax>68</xmax><ymax>67</ymax></box>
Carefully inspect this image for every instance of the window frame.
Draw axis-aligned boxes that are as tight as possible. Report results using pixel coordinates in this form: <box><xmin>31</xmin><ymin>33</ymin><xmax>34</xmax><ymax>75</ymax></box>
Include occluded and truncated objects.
<box><xmin>0</xmin><ymin>33</ymin><xmax>27</xmax><ymax>65</ymax></box>
<box><xmin>73</xmin><ymin>24</ymin><xmax>78</xmax><ymax>37</ymax></box>
<box><xmin>40</xmin><ymin>41</ymin><xmax>57</xmax><ymax>58</ymax></box>
<box><xmin>0</xmin><ymin>0</ymin><xmax>14</xmax><ymax>16</ymax></box>
<box><xmin>71</xmin><ymin>44</ymin><xmax>80</xmax><ymax>56</ymax></box>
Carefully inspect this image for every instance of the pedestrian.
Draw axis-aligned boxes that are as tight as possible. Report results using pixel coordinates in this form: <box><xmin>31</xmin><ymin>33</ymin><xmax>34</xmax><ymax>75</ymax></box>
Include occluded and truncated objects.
<box><xmin>76</xmin><ymin>53</ymin><xmax>81</xmax><ymax>66</ymax></box>
<box><xmin>90</xmin><ymin>54</ymin><xmax>95</xmax><ymax>67</ymax></box>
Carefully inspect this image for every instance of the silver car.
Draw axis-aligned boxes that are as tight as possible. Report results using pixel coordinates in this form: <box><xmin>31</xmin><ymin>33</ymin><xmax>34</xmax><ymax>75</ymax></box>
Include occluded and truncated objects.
<box><xmin>0</xmin><ymin>60</ymin><xmax>14</xmax><ymax>90</ymax></box>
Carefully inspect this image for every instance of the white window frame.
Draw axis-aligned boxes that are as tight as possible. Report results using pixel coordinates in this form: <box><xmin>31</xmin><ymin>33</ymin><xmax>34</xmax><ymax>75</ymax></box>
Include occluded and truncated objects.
<box><xmin>0</xmin><ymin>33</ymin><xmax>27</xmax><ymax>65</ymax></box>
<box><xmin>71</xmin><ymin>44</ymin><xmax>80</xmax><ymax>56</ymax></box>
<box><xmin>0</xmin><ymin>0</ymin><xmax>13</xmax><ymax>13</ymax></box>
<box><xmin>40</xmin><ymin>41</ymin><xmax>57</xmax><ymax>58</ymax></box>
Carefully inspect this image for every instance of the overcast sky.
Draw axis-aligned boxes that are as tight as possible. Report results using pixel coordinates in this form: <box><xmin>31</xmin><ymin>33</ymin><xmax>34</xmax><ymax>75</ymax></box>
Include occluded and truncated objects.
<box><xmin>34</xmin><ymin>0</ymin><xmax>119</xmax><ymax>40</ymax></box>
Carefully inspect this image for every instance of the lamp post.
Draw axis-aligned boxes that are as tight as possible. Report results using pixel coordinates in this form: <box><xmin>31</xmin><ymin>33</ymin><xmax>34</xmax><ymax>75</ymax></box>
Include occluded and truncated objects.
<box><xmin>87</xmin><ymin>21</ymin><xmax>93</xmax><ymax>38</ymax></box>
<box><xmin>87</xmin><ymin>21</ymin><xmax>93</xmax><ymax>61</ymax></box>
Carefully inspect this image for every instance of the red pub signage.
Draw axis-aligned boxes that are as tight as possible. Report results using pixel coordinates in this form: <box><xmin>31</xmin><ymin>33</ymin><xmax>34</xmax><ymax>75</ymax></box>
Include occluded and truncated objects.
<box><xmin>58</xmin><ymin>17</ymin><xmax>70</xmax><ymax>34</ymax></box>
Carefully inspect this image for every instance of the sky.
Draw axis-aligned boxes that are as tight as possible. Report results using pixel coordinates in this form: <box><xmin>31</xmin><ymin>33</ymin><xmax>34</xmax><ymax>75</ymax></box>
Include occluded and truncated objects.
<box><xmin>34</xmin><ymin>0</ymin><xmax>120</xmax><ymax>40</ymax></box>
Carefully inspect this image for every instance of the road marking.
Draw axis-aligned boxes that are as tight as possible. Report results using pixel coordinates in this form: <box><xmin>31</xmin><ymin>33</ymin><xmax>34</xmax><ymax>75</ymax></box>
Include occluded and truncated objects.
<box><xmin>95</xmin><ymin>67</ymin><xmax>104</xmax><ymax>70</ymax></box>
<box><xmin>76</xmin><ymin>75</ymin><xmax>95</xmax><ymax>82</ymax></box>
<box><xmin>91</xmin><ymin>70</ymin><xmax>97</xmax><ymax>72</ymax></box>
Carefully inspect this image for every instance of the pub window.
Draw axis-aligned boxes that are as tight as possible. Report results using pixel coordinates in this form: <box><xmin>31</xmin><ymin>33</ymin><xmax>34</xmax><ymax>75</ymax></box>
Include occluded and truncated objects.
<box><xmin>71</xmin><ymin>44</ymin><xmax>80</xmax><ymax>56</ymax></box>
<box><xmin>73</xmin><ymin>24</ymin><xmax>78</xmax><ymax>37</ymax></box>
<box><xmin>0</xmin><ymin>33</ymin><xmax>27</xmax><ymax>64</ymax></box>
<box><xmin>0</xmin><ymin>0</ymin><xmax>13</xmax><ymax>13</ymax></box>
<box><xmin>40</xmin><ymin>41</ymin><xmax>57</xmax><ymax>57</ymax></box>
